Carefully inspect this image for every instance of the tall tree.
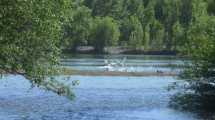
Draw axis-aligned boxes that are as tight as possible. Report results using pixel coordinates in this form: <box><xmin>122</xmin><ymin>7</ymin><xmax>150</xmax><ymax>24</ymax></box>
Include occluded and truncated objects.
<box><xmin>63</xmin><ymin>6</ymin><xmax>92</xmax><ymax>51</ymax></box>
<box><xmin>207</xmin><ymin>0</ymin><xmax>215</xmax><ymax>15</ymax></box>
<box><xmin>172</xmin><ymin>21</ymin><xmax>184</xmax><ymax>51</ymax></box>
<box><xmin>149</xmin><ymin>20</ymin><xmax>165</xmax><ymax>50</ymax></box>
<box><xmin>120</xmin><ymin>16</ymin><xmax>144</xmax><ymax>49</ymax></box>
<box><xmin>86</xmin><ymin>0</ymin><xmax>124</xmax><ymax>19</ymax></box>
<box><xmin>180</xmin><ymin>0</ymin><xmax>192</xmax><ymax>28</ymax></box>
<box><xmin>91</xmin><ymin>17</ymin><xmax>120</xmax><ymax>53</ymax></box>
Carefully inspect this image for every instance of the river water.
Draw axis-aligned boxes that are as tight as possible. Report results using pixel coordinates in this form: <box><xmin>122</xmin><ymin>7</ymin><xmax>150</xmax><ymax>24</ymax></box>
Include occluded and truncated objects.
<box><xmin>61</xmin><ymin>54</ymin><xmax>185</xmax><ymax>73</ymax></box>
<box><xmin>0</xmin><ymin>55</ymin><xmax>201</xmax><ymax>120</ymax></box>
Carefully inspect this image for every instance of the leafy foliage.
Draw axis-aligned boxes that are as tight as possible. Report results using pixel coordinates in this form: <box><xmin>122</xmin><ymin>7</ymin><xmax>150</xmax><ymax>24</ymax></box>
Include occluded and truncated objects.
<box><xmin>91</xmin><ymin>17</ymin><xmax>120</xmax><ymax>53</ymax></box>
<box><xmin>120</xmin><ymin>16</ymin><xmax>144</xmax><ymax>49</ymax></box>
<box><xmin>0</xmin><ymin>0</ymin><xmax>75</xmax><ymax>99</ymax></box>
<box><xmin>64</xmin><ymin>0</ymin><xmax>215</xmax><ymax>53</ymax></box>
<box><xmin>63</xmin><ymin>6</ymin><xmax>92</xmax><ymax>51</ymax></box>
<box><xmin>170</xmin><ymin>0</ymin><xmax>215</xmax><ymax>113</ymax></box>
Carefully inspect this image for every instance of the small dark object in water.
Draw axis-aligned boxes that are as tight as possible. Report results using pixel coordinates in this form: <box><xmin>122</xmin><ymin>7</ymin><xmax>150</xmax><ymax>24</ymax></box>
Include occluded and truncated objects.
<box><xmin>157</xmin><ymin>70</ymin><xmax>164</xmax><ymax>74</ymax></box>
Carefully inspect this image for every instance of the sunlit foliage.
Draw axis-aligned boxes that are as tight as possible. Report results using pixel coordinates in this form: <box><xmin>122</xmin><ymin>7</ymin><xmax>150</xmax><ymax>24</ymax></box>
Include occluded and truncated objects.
<box><xmin>0</xmin><ymin>0</ymin><xmax>75</xmax><ymax>99</ymax></box>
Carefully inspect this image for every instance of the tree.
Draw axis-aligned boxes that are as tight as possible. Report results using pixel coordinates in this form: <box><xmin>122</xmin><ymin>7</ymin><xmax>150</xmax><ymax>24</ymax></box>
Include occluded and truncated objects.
<box><xmin>128</xmin><ymin>16</ymin><xmax>144</xmax><ymax>49</ymax></box>
<box><xmin>0</xmin><ymin>0</ymin><xmax>75</xmax><ymax>99</ymax></box>
<box><xmin>91</xmin><ymin>17</ymin><xmax>120</xmax><ymax>53</ymax></box>
<box><xmin>141</xmin><ymin>1</ymin><xmax>155</xmax><ymax>50</ymax></box>
<box><xmin>85</xmin><ymin>0</ymin><xmax>124</xmax><ymax>19</ymax></box>
<box><xmin>207</xmin><ymin>0</ymin><xmax>215</xmax><ymax>15</ymax></box>
<box><xmin>170</xmin><ymin>0</ymin><xmax>215</xmax><ymax>112</ymax></box>
<box><xmin>120</xmin><ymin>16</ymin><xmax>144</xmax><ymax>49</ymax></box>
<box><xmin>63</xmin><ymin>6</ymin><xmax>92</xmax><ymax>51</ymax></box>
<box><xmin>179</xmin><ymin>0</ymin><xmax>192</xmax><ymax>28</ymax></box>
<box><xmin>149</xmin><ymin>20</ymin><xmax>165</xmax><ymax>50</ymax></box>
<box><xmin>171</xmin><ymin>16</ymin><xmax>215</xmax><ymax>112</ymax></box>
<box><xmin>191</xmin><ymin>0</ymin><xmax>208</xmax><ymax>23</ymax></box>
<box><xmin>155</xmin><ymin>0</ymin><xmax>180</xmax><ymax>51</ymax></box>
<box><xmin>184</xmin><ymin>17</ymin><xmax>215</xmax><ymax>79</ymax></box>
<box><xmin>123</xmin><ymin>0</ymin><xmax>144</xmax><ymax>17</ymax></box>
<box><xmin>172</xmin><ymin>21</ymin><xmax>184</xmax><ymax>51</ymax></box>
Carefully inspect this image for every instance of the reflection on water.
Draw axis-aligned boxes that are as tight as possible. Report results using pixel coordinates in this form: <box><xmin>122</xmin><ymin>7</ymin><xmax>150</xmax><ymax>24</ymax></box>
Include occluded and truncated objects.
<box><xmin>61</xmin><ymin>55</ymin><xmax>186</xmax><ymax>73</ymax></box>
<box><xmin>0</xmin><ymin>75</ymin><xmax>199</xmax><ymax>120</ymax></box>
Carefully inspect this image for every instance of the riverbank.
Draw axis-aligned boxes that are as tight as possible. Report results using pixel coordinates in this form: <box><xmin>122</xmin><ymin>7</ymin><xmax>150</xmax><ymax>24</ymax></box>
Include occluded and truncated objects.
<box><xmin>63</xmin><ymin>46</ymin><xmax>177</xmax><ymax>55</ymax></box>
<box><xmin>62</xmin><ymin>68</ymin><xmax>178</xmax><ymax>77</ymax></box>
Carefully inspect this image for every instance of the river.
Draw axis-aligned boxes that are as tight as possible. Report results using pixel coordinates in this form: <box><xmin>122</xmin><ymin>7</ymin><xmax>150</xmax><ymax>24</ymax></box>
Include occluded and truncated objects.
<box><xmin>0</xmin><ymin>55</ymin><xmax>201</xmax><ymax>120</ymax></box>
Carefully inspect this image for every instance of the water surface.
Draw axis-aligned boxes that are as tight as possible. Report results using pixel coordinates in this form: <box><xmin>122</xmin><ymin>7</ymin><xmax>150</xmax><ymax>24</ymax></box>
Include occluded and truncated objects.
<box><xmin>61</xmin><ymin>54</ymin><xmax>185</xmax><ymax>73</ymax></box>
<box><xmin>0</xmin><ymin>55</ymin><xmax>198</xmax><ymax>120</ymax></box>
<box><xmin>0</xmin><ymin>75</ymin><xmax>199</xmax><ymax>120</ymax></box>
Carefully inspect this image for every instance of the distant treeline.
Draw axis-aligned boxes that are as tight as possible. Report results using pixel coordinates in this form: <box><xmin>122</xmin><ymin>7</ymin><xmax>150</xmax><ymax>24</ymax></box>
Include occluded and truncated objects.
<box><xmin>62</xmin><ymin>0</ymin><xmax>215</xmax><ymax>53</ymax></box>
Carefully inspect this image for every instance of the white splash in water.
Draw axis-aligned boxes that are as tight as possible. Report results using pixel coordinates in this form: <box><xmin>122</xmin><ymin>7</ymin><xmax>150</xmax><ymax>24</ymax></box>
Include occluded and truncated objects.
<box><xmin>101</xmin><ymin>57</ymin><xmax>128</xmax><ymax>72</ymax></box>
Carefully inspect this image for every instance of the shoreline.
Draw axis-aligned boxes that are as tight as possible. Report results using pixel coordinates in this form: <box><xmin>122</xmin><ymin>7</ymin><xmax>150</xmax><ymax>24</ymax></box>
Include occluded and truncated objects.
<box><xmin>63</xmin><ymin>46</ymin><xmax>178</xmax><ymax>55</ymax></box>
<box><xmin>62</xmin><ymin>69</ymin><xmax>178</xmax><ymax>77</ymax></box>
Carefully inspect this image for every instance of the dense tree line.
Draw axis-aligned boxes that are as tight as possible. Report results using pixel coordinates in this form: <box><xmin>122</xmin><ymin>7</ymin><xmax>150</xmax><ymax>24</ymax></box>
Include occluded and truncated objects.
<box><xmin>62</xmin><ymin>0</ymin><xmax>215</xmax><ymax>53</ymax></box>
